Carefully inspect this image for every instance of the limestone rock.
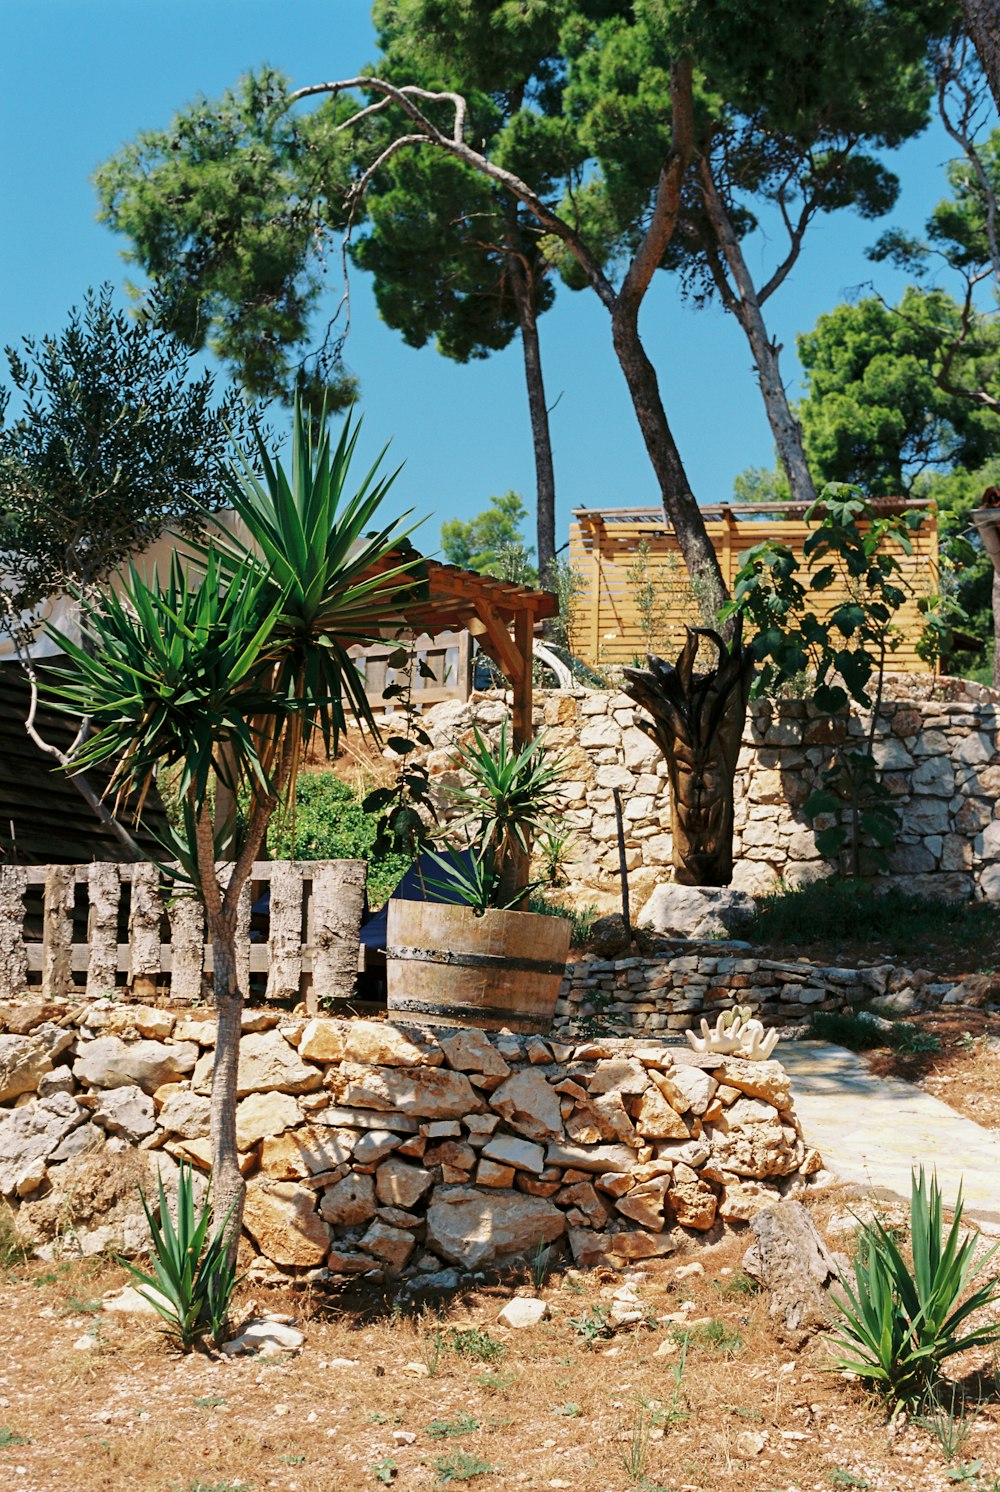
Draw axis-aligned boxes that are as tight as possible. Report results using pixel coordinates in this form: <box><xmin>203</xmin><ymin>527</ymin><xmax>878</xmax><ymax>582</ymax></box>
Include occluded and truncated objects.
<box><xmin>375</xmin><ymin>1157</ymin><xmax>434</xmax><ymax>1209</ymax></box>
<box><xmin>649</xmin><ymin>1065</ymin><xmax>718</xmax><ymax>1116</ymax></box>
<box><xmin>587</xmin><ymin>1057</ymin><xmax>650</xmax><ymax>1097</ymax></box>
<box><xmin>299</xmin><ymin>1017</ymin><xmax>442</xmax><ymax>1068</ymax></box>
<box><xmin>717</xmin><ymin>1179</ymin><xmax>781</xmax><ymax>1224</ymax></box>
<box><xmin>705</xmin><ymin>1097</ymin><xmax>799</xmax><ymax>1179</ymax></box>
<box><xmin>632</xmin><ymin>1086</ymin><xmax>690</xmax><ymax>1141</ymax></box>
<box><xmin>37</xmin><ymin>1069</ymin><xmax>76</xmax><ymax>1099</ymax></box>
<box><xmin>166</xmin><ymin>1137</ymin><xmax>255</xmax><ymax>1176</ymax></box>
<box><xmin>667</xmin><ymin>1163</ymin><xmax>717</xmax><ymax>1231</ymax></box>
<box><xmin>566</xmin><ymin>1092</ymin><xmax>639</xmax><ymax>1146</ymax></box>
<box><xmin>742</xmin><ymin>1200</ymin><xmax>843</xmax><ymax>1347</ymax></box>
<box><xmin>438</xmin><ymin>1027</ymin><xmax>510</xmax><ymax>1078</ymax></box>
<box><xmin>235</xmin><ymin>1029</ymin><xmax>322</xmax><ymax>1096</ymax></box>
<box><xmin>260</xmin><ymin>1125</ymin><xmax>357</xmax><ymax>1179</ymax></box>
<box><xmin>90</xmin><ymin>1085</ymin><xmax>156</xmax><ymax>1143</ymax></box>
<box><xmin>50</xmin><ymin>1120</ymin><xmax>103</xmax><ymax>1163</ymax></box>
<box><xmin>221</xmin><ymin>1319</ymin><xmax>305</xmax><ymax>1356</ymax></box>
<box><xmin>545</xmin><ymin>1140</ymin><xmax>635</xmax><ymax>1174</ymax></box>
<box><xmin>490</xmin><ymin>1069</ymin><xmax>563</xmax><ymax>1141</ymax></box>
<box><xmin>711</xmin><ymin>1057</ymin><xmax>791</xmax><ymax>1111</ymax></box>
<box><xmin>73</xmin><ymin>1036</ymin><xmax>198</xmax><ymax>1095</ymax></box>
<box><xmin>242</xmin><ymin>1181</ymin><xmax>331</xmax><ymax>1267</ymax></box>
<box><xmin>319</xmin><ymin>1172</ymin><xmax>377</xmax><ymax>1228</ymax></box>
<box><xmin>102</xmin><ymin>1284</ymin><xmax>173</xmax><ymax>1316</ymax></box>
<box><xmin>556</xmin><ymin>1181</ymin><xmax>608</xmax><ymax>1228</ymax></box>
<box><xmin>0</xmin><ymin>1092</ymin><xmax>85</xmax><ymax>1196</ymax></box>
<box><xmin>498</xmin><ymin>1297</ymin><xmax>548</xmax><ymax>1328</ymax></box>
<box><xmin>352</xmin><ymin>1130</ymin><xmax>403</xmax><ymax>1167</ymax></box>
<box><xmin>585</xmin><ymin>914</ymin><xmax>632</xmax><ymax>958</ymax></box>
<box><xmin>325</xmin><ymin>1063</ymin><xmax>483</xmax><ymax>1120</ymax></box>
<box><xmin>234</xmin><ymin>1091</ymin><xmax>300</xmax><ymax>1151</ymax></box>
<box><xmin>157</xmin><ymin>1089</ymin><xmax>211</xmax><ymax>1140</ymax></box>
<box><xmin>610</xmin><ymin>1230</ymin><xmax>677</xmax><ymax>1260</ymax></box>
<box><xmin>311</xmin><ymin>1104</ymin><xmax>419</xmax><ymax>1134</ymax></box>
<box><xmin>426</xmin><ymin>1185</ymin><xmax>565</xmax><ymax>1268</ymax></box>
<box><xmin>615</xmin><ymin>1178</ymin><xmax>668</xmax><ymax>1231</ymax></box>
<box><xmin>640</xmin><ymin>883</ymin><xmax>754</xmax><ymax>939</ymax></box>
<box><xmin>480</xmin><ymin>1133</ymin><xmax>546</xmax><ymax>1175</ymax></box>
<box><xmin>326</xmin><ymin>1246</ymin><xmax>378</xmax><ymax>1275</ymax></box>
<box><xmin>476</xmin><ymin>1159</ymin><xmax>515</xmax><ymax>1188</ymax></box>
<box><xmin>4</xmin><ymin>1000</ymin><xmax>64</xmax><ymax>1035</ymax></box>
<box><xmin>0</xmin><ymin>1034</ymin><xmax>52</xmax><ymax>1103</ymax></box>
<box><xmin>358</xmin><ymin>1221</ymin><xmax>415</xmax><ymax>1273</ymax></box>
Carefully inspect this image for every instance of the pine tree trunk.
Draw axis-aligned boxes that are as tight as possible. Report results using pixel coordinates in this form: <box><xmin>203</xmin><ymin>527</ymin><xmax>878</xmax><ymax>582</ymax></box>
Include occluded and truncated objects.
<box><xmin>207</xmin><ymin>909</ymin><xmax>246</xmax><ymax>1260</ymax></box>
<box><xmin>698</xmin><ymin>160</ymin><xmax>817</xmax><ymax>506</ymax></box>
<box><xmin>962</xmin><ymin>0</ymin><xmax>1000</xmax><ymax>112</ymax></box>
<box><xmin>507</xmin><ymin>245</ymin><xmax>557</xmax><ymax>592</ymax></box>
<box><xmin>610</xmin><ymin>305</ymin><xmax>728</xmax><ymax>620</ymax></box>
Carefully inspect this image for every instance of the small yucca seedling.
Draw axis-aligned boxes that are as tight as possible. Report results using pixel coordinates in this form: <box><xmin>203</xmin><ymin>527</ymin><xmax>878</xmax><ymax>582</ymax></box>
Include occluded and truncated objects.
<box><xmin>126</xmin><ymin>1161</ymin><xmax>240</xmax><ymax>1352</ymax></box>
<box><xmin>829</xmin><ymin>1167</ymin><xmax>1000</xmax><ymax>1406</ymax></box>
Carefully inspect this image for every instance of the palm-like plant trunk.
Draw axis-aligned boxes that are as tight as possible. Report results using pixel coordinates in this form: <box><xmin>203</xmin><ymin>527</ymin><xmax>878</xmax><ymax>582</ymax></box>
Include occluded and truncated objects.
<box><xmin>507</xmin><ymin>245</ymin><xmax>557</xmax><ymax>593</ymax></box>
<box><xmin>207</xmin><ymin>910</ymin><xmax>246</xmax><ymax>1246</ymax></box>
<box><xmin>623</xmin><ymin>624</ymin><xmax>754</xmax><ymax>886</ymax></box>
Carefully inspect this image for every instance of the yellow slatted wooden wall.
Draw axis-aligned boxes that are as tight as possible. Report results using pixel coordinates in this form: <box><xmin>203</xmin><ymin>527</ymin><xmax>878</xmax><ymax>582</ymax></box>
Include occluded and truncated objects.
<box><xmin>567</xmin><ymin>505</ymin><xmax>939</xmax><ymax>673</ymax></box>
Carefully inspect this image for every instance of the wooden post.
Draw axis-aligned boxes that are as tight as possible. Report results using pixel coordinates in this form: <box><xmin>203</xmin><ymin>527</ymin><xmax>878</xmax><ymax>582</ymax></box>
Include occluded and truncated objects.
<box><xmin>310</xmin><ymin>860</ymin><xmax>367</xmax><ymax>1013</ymax></box>
<box><xmin>170</xmin><ymin>895</ymin><xmax>205</xmax><ymax>1002</ymax></box>
<box><xmin>589</xmin><ymin>522</ymin><xmax>603</xmax><ymax>664</ymax></box>
<box><xmin>86</xmin><ymin>862</ymin><xmax>120</xmax><ymax>997</ymax></box>
<box><xmin>129</xmin><ymin>864</ymin><xmax>163</xmax><ymax>999</ymax></box>
<box><xmin>266</xmin><ymin>862</ymin><xmax>303</xmax><ymax>1002</ymax></box>
<box><xmin>512</xmin><ymin>605</ymin><xmax>534</xmax><ymax>751</ymax></box>
<box><xmin>0</xmin><ymin>865</ymin><xmax>28</xmax><ymax>999</ymax></box>
<box><xmin>41</xmin><ymin>865</ymin><xmax>74</xmax><ymax>998</ymax></box>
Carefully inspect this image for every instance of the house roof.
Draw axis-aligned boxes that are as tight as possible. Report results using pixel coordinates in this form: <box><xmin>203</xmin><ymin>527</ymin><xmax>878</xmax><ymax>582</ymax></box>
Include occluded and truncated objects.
<box><xmin>0</xmin><ymin>664</ymin><xmax>170</xmax><ymax>866</ymax></box>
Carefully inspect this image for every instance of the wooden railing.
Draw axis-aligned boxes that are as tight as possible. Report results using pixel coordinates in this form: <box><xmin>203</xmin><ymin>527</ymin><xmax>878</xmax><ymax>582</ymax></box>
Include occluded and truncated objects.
<box><xmin>0</xmin><ymin>860</ymin><xmax>366</xmax><ymax>1013</ymax></box>
<box><xmin>349</xmin><ymin>630</ymin><xmax>473</xmax><ymax>711</ymax></box>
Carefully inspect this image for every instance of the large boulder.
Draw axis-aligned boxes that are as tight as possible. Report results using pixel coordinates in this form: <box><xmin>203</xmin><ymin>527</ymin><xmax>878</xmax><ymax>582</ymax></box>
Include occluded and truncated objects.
<box><xmin>89</xmin><ymin>1086</ymin><xmax>157</xmax><ymax>1143</ymax></box>
<box><xmin>426</xmin><ymin>1185</ymin><xmax>565</xmax><ymax>1269</ymax></box>
<box><xmin>639</xmin><ymin>883</ymin><xmax>755</xmax><ymax>940</ymax></box>
<box><xmin>0</xmin><ymin>1092</ymin><xmax>86</xmax><ymax>1197</ymax></box>
<box><xmin>489</xmin><ymin>1070</ymin><xmax>563</xmax><ymax>1141</ymax></box>
<box><xmin>299</xmin><ymin>1019</ymin><xmax>442</xmax><ymax>1068</ymax></box>
<box><xmin>705</xmin><ymin>1097</ymin><xmax>801</xmax><ymax>1179</ymax></box>
<box><xmin>73</xmin><ymin>1037</ymin><xmax>198</xmax><ymax>1095</ymax></box>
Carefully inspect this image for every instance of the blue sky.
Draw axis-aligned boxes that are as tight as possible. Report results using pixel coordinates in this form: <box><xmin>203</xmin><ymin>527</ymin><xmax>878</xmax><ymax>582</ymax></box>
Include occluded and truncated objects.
<box><xmin>1</xmin><ymin>0</ymin><xmax>991</xmax><ymax>556</ymax></box>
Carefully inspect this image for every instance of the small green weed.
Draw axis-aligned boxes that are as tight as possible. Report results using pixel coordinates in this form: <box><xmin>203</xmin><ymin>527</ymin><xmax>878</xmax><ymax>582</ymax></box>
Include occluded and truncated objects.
<box><xmin>0</xmin><ymin>1428</ymin><xmax>30</xmax><ymax>1447</ymax></box>
<box><xmin>477</xmin><ymin>1370</ymin><xmax>515</xmax><ymax>1393</ymax></box>
<box><xmin>420</xmin><ymin>1327</ymin><xmax>444</xmax><ymax>1376</ymax></box>
<box><xmin>569</xmin><ymin>1304</ymin><xmax>614</xmax><ymax>1347</ymax></box>
<box><xmin>527</xmin><ymin>896</ymin><xmax>597</xmax><ymax>948</ymax></box>
<box><xmin>0</xmin><ymin>1205</ymin><xmax>27</xmax><ymax>1272</ymax></box>
<box><xmin>945</xmin><ymin>1463</ymin><xmax>983</xmax><ymax>1485</ymax></box>
<box><xmin>278</xmin><ymin>1455</ymin><xmax>305</xmax><ymax>1467</ymax></box>
<box><xmin>675</xmin><ymin>1318</ymin><xmax>742</xmax><ymax>1356</ymax></box>
<box><xmin>553</xmin><ymin>1402</ymin><xmax>583</xmax><ymax>1417</ymax></box>
<box><xmin>714</xmin><ymin>1270</ymin><xmax>760</xmax><ymax>1298</ymax></box>
<box><xmin>620</xmin><ymin>1407</ymin><xmax>651</xmax><ymax>1480</ymax></box>
<box><xmin>913</xmin><ymin>1383</ymin><xmax>975</xmax><ymax>1461</ymax></box>
<box><xmin>371</xmin><ymin>1459</ymin><xmax>397</xmax><ymax>1485</ymax></box>
<box><xmin>530</xmin><ymin>1240</ymin><xmax>553</xmax><ymax>1289</ymax></box>
<box><xmin>828</xmin><ymin>1472</ymin><xmax>870</xmax><ymax>1490</ymax></box>
<box><xmin>60</xmin><ymin>1294</ymin><xmax>102</xmax><ymax>1316</ymax></box>
<box><xmin>193</xmin><ymin>1395</ymin><xmax>227</xmax><ymax>1409</ymax></box>
<box><xmin>893</xmin><ymin>1025</ymin><xmax>941</xmax><ymax>1055</ymax></box>
<box><xmin>447</xmin><ymin>1327</ymin><xmax>506</xmax><ymax>1362</ymax></box>
<box><xmin>426</xmin><ymin>1412</ymin><xmax>479</xmax><ymax>1439</ymax></box>
<box><xmin>433</xmin><ymin>1452</ymin><xmax>494</xmax><ymax>1483</ymax></box>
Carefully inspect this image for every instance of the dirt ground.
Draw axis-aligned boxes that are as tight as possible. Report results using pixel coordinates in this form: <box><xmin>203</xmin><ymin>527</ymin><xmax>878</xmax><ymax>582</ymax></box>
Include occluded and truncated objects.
<box><xmin>863</xmin><ymin>1008</ymin><xmax>1000</xmax><ymax>1131</ymax></box>
<box><xmin>3</xmin><ymin>1194</ymin><xmax>1000</xmax><ymax>1492</ymax></box>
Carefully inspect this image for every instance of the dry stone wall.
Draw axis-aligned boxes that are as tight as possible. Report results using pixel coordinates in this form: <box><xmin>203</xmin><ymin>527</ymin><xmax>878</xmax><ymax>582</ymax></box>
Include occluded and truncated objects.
<box><xmin>418</xmin><ymin>680</ymin><xmax>1000</xmax><ymax>908</ymax></box>
<box><xmin>1</xmin><ymin>998</ymin><xmax>822</xmax><ymax>1283</ymax></box>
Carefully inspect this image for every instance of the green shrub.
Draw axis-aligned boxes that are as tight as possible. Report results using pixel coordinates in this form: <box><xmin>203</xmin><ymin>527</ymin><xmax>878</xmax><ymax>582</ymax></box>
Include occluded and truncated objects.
<box><xmin>527</xmin><ymin>895</ymin><xmax>597</xmax><ymax>948</ymax></box>
<box><xmin>809</xmin><ymin>1010</ymin><xmax>941</xmax><ymax>1055</ymax></box>
<box><xmin>126</xmin><ymin>1162</ymin><xmax>240</xmax><ymax>1351</ymax></box>
<box><xmin>742</xmin><ymin>880</ymin><xmax>996</xmax><ymax>955</ymax></box>
<box><xmin>269</xmin><ymin>772</ymin><xmax>412</xmax><ymax>908</ymax></box>
<box><xmin>829</xmin><ymin>1168</ymin><xmax>1000</xmax><ymax>1405</ymax></box>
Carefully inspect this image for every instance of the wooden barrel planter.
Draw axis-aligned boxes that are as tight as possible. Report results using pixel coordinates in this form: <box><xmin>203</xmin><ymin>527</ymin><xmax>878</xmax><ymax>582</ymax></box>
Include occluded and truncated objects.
<box><xmin>385</xmin><ymin>899</ymin><xmax>572</xmax><ymax>1034</ymax></box>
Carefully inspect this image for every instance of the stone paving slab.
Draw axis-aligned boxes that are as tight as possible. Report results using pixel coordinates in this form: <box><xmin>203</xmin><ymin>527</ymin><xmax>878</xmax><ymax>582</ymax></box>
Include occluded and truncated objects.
<box><xmin>780</xmin><ymin>1041</ymin><xmax>1000</xmax><ymax>1234</ymax></box>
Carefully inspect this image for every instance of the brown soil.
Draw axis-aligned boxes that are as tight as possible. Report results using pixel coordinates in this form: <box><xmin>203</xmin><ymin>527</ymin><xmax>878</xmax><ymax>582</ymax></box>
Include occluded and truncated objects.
<box><xmin>864</xmin><ymin>1008</ymin><xmax>1000</xmax><ymax>1132</ymax></box>
<box><xmin>2</xmin><ymin>1202</ymin><xmax>999</xmax><ymax>1492</ymax></box>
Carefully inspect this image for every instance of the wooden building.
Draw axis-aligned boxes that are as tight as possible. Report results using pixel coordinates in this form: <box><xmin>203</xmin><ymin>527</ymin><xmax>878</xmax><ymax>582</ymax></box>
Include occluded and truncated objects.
<box><xmin>567</xmin><ymin>500</ymin><xmax>939</xmax><ymax>672</ymax></box>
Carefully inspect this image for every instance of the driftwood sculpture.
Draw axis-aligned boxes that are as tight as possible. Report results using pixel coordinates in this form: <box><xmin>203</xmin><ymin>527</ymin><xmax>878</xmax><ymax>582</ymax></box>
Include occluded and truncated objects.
<box><xmin>623</xmin><ymin>622</ymin><xmax>754</xmax><ymax>886</ymax></box>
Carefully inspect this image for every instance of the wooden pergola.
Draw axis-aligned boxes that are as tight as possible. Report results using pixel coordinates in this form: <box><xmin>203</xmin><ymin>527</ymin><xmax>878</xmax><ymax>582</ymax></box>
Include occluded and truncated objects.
<box><xmin>358</xmin><ymin>552</ymin><xmax>560</xmax><ymax>748</ymax></box>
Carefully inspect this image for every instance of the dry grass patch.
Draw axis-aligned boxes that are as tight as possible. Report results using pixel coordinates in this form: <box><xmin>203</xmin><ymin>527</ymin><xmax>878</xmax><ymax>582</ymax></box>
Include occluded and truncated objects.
<box><xmin>1</xmin><ymin>1216</ymin><xmax>999</xmax><ymax>1492</ymax></box>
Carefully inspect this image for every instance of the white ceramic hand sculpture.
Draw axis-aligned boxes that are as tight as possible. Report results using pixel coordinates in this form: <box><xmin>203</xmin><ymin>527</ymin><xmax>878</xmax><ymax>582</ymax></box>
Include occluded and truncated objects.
<box><xmin>685</xmin><ymin>1012</ymin><xmax>780</xmax><ymax>1061</ymax></box>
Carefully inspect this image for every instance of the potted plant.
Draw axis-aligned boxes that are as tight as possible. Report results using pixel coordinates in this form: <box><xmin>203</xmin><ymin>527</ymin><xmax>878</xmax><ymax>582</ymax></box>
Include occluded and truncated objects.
<box><xmin>385</xmin><ymin>721</ymin><xmax>573</xmax><ymax>1033</ymax></box>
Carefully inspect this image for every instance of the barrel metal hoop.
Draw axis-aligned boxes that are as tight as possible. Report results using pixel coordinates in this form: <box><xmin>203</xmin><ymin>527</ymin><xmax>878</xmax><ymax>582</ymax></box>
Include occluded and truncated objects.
<box><xmin>389</xmin><ymin>995</ymin><xmax>538</xmax><ymax>1024</ymax></box>
<box><xmin>385</xmin><ymin>944</ymin><xmax>566</xmax><ymax>977</ymax></box>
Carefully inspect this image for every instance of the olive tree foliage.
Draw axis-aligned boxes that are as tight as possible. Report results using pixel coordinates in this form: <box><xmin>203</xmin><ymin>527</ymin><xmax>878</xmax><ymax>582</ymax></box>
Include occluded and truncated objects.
<box><xmin>0</xmin><ymin>286</ymin><xmax>254</xmax><ymax>855</ymax></box>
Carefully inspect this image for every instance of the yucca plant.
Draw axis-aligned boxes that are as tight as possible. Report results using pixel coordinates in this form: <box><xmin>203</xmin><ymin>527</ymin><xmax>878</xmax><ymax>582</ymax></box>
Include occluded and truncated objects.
<box><xmin>126</xmin><ymin>1162</ymin><xmax>240</xmax><ymax>1351</ymax></box>
<box><xmin>442</xmin><ymin>721</ymin><xmax>567</xmax><ymax>906</ymax></box>
<box><xmin>424</xmin><ymin>843</ymin><xmax>549</xmax><ymax>916</ymax></box>
<box><xmin>829</xmin><ymin>1168</ymin><xmax>1000</xmax><ymax>1406</ymax></box>
<box><xmin>47</xmin><ymin>397</ymin><xmax>419</xmax><ymax>1251</ymax></box>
